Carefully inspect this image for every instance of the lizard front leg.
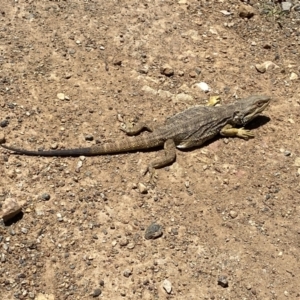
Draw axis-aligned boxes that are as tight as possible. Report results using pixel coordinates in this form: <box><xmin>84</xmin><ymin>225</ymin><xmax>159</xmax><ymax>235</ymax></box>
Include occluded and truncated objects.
<box><xmin>146</xmin><ymin>139</ymin><xmax>176</xmax><ymax>182</ymax></box>
<box><xmin>220</xmin><ymin>124</ymin><xmax>254</xmax><ymax>139</ymax></box>
<box><xmin>120</xmin><ymin>120</ymin><xmax>154</xmax><ymax>136</ymax></box>
<box><xmin>206</xmin><ymin>95</ymin><xmax>221</xmax><ymax>107</ymax></box>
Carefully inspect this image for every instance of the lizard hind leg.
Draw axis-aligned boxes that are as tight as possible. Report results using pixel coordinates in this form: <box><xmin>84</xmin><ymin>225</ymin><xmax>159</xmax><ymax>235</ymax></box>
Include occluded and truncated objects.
<box><xmin>146</xmin><ymin>139</ymin><xmax>176</xmax><ymax>182</ymax></box>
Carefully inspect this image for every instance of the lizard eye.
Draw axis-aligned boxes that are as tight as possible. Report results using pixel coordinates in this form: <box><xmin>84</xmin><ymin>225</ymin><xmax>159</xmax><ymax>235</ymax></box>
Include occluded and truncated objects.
<box><xmin>256</xmin><ymin>101</ymin><xmax>265</xmax><ymax>107</ymax></box>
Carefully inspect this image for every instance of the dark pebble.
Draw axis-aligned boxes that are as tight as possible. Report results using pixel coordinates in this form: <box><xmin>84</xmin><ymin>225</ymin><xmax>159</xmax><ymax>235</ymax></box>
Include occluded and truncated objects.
<box><xmin>145</xmin><ymin>222</ymin><xmax>163</xmax><ymax>240</ymax></box>
<box><xmin>85</xmin><ymin>135</ymin><xmax>94</xmax><ymax>141</ymax></box>
<box><xmin>92</xmin><ymin>289</ymin><xmax>102</xmax><ymax>297</ymax></box>
<box><xmin>218</xmin><ymin>275</ymin><xmax>229</xmax><ymax>288</ymax></box>
<box><xmin>0</xmin><ymin>120</ymin><xmax>9</xmax><ymax>127</ymax></box>
<box><xmin>41</xmin><ymin>193</ymin><xmax>51</xmax><ymax>201</ymax></box>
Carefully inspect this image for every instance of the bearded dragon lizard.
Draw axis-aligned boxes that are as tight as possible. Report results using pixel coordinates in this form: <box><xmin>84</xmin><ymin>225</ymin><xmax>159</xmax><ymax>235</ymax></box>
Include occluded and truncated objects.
<box><xmin>1</xmin><ymin>95</ymin><xmax>270</xmax><ymax>176</ymax></box>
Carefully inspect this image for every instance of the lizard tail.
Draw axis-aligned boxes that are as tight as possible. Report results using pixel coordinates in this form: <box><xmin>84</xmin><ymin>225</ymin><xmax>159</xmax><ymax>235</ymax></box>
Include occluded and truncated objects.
<box><xmin>0</xmin><ymin>143</ymin><xmax>93</xmax><ymax>156</ymax></box>
<box><xmin>0</xmin><ymin>136</ymin><xmax>163</xmax><ymax>156</ymax></box>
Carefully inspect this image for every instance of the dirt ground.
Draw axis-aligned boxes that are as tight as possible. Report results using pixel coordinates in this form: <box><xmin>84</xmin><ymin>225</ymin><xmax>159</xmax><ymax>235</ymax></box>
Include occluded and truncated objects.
<box><xmin>1</xmin><ymin>0</ymin><xmax>300</xmax><ymax>299</ymax></box>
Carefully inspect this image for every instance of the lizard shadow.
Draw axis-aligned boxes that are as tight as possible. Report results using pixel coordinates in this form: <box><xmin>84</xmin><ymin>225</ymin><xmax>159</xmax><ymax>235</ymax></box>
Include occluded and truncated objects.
<box><xmin>244</xmin><ymin>115</ymin><xmax>270</xmax><ymax>130</ymax></box>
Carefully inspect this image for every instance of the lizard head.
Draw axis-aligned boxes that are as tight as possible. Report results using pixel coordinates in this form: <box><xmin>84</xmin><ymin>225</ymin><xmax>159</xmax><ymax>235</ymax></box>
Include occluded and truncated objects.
<box><xmin>233</xmin><ymin>95</ymin><xmax>271</xmax><ymax>126</ymax></box>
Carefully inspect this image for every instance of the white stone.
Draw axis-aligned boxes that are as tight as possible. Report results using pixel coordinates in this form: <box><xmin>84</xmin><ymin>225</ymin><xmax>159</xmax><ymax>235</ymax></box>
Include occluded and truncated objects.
<box><xmin>163</xmin><ymin>279</ymin><xmax>172</xmax><ymax>294</ymax></box>
<box><xmin>290</xmin><ymin>72</ymin><xmax>299</xmax><ymax>80</ymax></box>
<box><xmin>57</xmin><ymin>93</ymin><xmax>65</xmax><ymax>100</ymax></box>
<box><xmin>195</xmin><ymin>82</ymin><xmax>211</xmax><ymax>92</ymax></box>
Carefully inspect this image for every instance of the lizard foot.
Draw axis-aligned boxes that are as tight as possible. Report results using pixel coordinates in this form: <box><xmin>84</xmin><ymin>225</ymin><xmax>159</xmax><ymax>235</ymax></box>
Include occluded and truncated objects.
<box><xmin>119</xmin><ymin>118</ymin><xmax>136</xmax><ymax>135</ymax></box>
<box><xmin>120</xmin><ymin>118</ymin><xmax>153</xmax><ymax>136</ymax></box>
<box><xmin>237</xmin><ymin>127</ymin><xmax>255</xmax><ymax>139</ymax></box>
<box><xmin>142</xmin><ymin>166</ymin><xmax>158</xmax><ymax>186</ymax></box>
<box><xmin>207</xmin><ymin>95</ymin><xmax>221</xmax><ymax>107</ymax></box>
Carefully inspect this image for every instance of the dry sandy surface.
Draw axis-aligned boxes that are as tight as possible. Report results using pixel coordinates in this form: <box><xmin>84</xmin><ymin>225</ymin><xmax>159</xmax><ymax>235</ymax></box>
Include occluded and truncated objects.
<box><xmin>1</xmin><ymin>0</ymin><xmax>300</xmax><ymax>299</ymax></box>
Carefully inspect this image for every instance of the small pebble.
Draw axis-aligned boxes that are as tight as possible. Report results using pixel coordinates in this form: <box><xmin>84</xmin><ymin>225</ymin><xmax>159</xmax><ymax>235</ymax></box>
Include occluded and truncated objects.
<box><xmin>119</xmin><ymin>237</ymin><xmax>129</xmax><ymax>247</ymax></box>
<box><xmin>263</xmin><ymin>44</ymin><xmax>271</xmax><ymax>49</ymax></box>
<box><xmin>123</xmin><ymin>269</ymin><xmax>132</xmax><ymax>277</ymax></box>
<box><xmin>218</xmin><ymin>275</ymin><xmax>229</xmax><ymax>288</ymax></box>
<box><xmin>1</xmin><ymin>253</ymin><xmax>6</xmax><ymax>263</ymax></box>
<box><xmin>57</xmin><ymin>93</ymin><xmax>65</xmax><ymax>100</ymax></box>
<box><xmin>239</xmin><ymin>4</ymin><xmax>255</xmax><ymax>18</ymax></box>
<box><xmin>76</xmin><ymin>160</ymin><xmax>83</xmax><ymax>170</ymax></box>
<box><xmin>0</xmin><ymin>120</ymin><xmax>9</xmax><ymax>128</ymax></box>
<box><xmin>85</xmin><ymin>134</ymin><xmax>94</xmax><ymax>141</ymax></box>
<box><xmin>41</xmin><ymin>193</ymin><xmax>51</xmax><ymax>201</ymax></box>
<box><xmin>163</xmin><ymin>279</ymin><xmax>172</xmax><ymax>294</ymax></box>
<box><xmin>284</xmin><ymin>150</ymin><xmax>291</xmax><ymax>156</ymax></box>
<box><xmin>229</xmin><ymin>210</ymin><xmax>238</xmax><ymax>219</ymax></box>
<box><xmin>189</xmin><ymin>70</ymin><xmax>197</xmax><ymax>78</ymax></box>
<box><xmin>21</xmin><ymin>227</ymin><xmax>28</xmax><ymax>234</ymax></box>
<box><xmin>138</xmin><ymin>182</ymin><xmax>148</xmax><ymax>194</ymax></box>
<box><xmin>220</xmin><ymin>10</ymin><xmax>232</xmax><ymax>16</ymax></box>
<box><xmin>195</xmin><ymin>82</ymin><xmax>211</xmax><ymax>92</ymax></box>
<box><xmin>145</xmin><ymin>222</ymin><xmax>163</xmax><ymax>240</ymax></box>
<box><xmin>160</xmin><ymin>64</ymin><xmax>174</xmax><ymax>76</ymax></box>
<box><xmin>0</xmin><ymin>132</ymin><xmax>5</xmax><ymax>143</ymax></box>
<box><xmin>294</xmin><ymin>157</ymin><xmax>300</xmax><ymax>167</ymax></box>
<box><xmin>0</xmin><ymin>198</ymin><xmax>24</xmax><ymax>222</ymax></box>
<box><xmin>175</xmin><ymin>93</ymin><xmax>194</xmax><ymax>102</ymax></box>
<box><xmin>139</xmin><ymin>65</ymin><xmax>149</xmax><ymax>74</ymax></box>
<box><xmin>290</xmin><ymin>72</ymin><xmax>298</xmax><ymax>80</ymax></box>
<box><xmin>127</xmin><ymin>243</ymin><xmax>135</xmax><ymax>249</ymax></box>
<box><xmin>281</xmin><ymin>2</ymin><xmax>292</xmax><ymax>12</ymax></box>
<box><xmin>50</xmin><ymin>143</ymin><xmax>58</xmax><ymax>150</ymax></box>
<box><xmin>57</xmin><ymin>213</ymin><xmax>63</xmax><ymax>222</ymax></box>
<box><xmin>92</xmin><ymin>289</ymin><xmax>102</xmax><ymax>297</ymax></box>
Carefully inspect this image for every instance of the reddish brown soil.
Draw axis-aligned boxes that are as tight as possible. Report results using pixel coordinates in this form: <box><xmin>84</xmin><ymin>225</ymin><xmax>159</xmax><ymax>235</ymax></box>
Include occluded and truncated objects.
<box><xmin>1</xmin><ymin>1</ymin><xmax>300</xmax><ymax>299</ymax></box>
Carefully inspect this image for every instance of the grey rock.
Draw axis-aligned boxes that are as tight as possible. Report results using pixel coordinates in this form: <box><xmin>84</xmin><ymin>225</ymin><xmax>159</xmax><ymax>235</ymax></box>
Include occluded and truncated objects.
<box><xmin>0</xmin><ymin>120</ymin><xmax>9</xmax><ymax>128</ymax></box>
<box><xmin>145</xmin><ymin>222</ymin><xmax>163</xmax><ymax>240</ymax></box>
<box><xmin>123</xmin><ymin>269</ymin><xmax>132</xmax><ymax>277</ymax></box>
<box><xmin>281</xmin><ymin>2</ymin><xmax>292</xmax><ymax>12</ymax></box>
<box><xmin>218</xmin><ymin>275</ymin><xmax>229</xmax><ymax>288</ymax></box>
<box><xmin>0</xmin><ymin>119</ymin><xmax>9</xmax><ymax>127</ymax></box>
<box><xmin>41</xmin><ymin>193</ymin><xmax>51</xmax><ymax>201</ymax></box>
<box><xmin>92</xmin><ymin>289</ymin><xmax>102</xmax><ymax>297</ymax></box>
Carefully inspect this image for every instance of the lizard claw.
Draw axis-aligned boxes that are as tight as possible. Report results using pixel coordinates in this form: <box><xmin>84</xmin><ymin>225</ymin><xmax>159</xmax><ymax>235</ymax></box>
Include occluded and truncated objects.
<box><xmin>237</xmin><ymin>127</ymin><xmax>254</xmax><ymax>139</ymax></box>
<box><xmin>145</xmin><ymin>166</ymin><xmax>158</xmax><ymax>185</ymax></box>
